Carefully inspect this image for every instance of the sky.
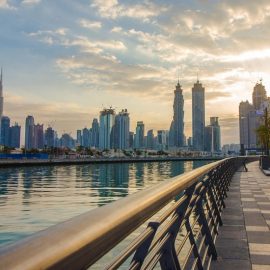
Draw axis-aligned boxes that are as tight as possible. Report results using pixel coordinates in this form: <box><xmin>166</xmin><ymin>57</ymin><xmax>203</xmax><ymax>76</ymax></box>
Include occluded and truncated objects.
<box><xmin>1</xmin><ymin>0</ymin><xmax>270</xmax><ymax>145</ymax></box>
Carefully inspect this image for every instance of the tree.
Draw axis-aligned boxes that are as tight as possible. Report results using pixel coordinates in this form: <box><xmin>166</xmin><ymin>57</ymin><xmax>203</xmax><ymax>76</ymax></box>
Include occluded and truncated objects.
<box><xmin>256</xmin><ymin>108</ymin><xmax>270</xmax><ymax>156</ymax></box>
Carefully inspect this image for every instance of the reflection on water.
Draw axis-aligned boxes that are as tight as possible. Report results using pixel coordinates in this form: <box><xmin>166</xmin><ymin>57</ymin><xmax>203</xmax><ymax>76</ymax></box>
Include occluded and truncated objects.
<box><xmin>0</xmin><ymin>160</ymin><xmax>212</xmax><ymax>247</ymax></box>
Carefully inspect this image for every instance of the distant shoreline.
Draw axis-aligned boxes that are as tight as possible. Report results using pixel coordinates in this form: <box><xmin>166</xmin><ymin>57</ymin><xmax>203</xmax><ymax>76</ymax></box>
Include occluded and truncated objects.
<box><xmin>0</xmin><ymin>156</ymin><xmax>223</xmax><ymax>168</ymax></box>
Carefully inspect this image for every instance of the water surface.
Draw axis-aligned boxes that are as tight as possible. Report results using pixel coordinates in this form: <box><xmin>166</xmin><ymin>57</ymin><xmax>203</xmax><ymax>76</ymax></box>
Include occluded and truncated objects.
<box><xmin>0</xmin><ymin>160</ymin><xmax>213</xmax><ymax>247</ymax></box>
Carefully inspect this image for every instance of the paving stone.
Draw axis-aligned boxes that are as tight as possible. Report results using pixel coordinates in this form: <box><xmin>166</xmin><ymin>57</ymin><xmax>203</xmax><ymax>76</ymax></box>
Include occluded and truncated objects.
<box><xmin>211</xmin><ymin>259</ymin><xmax>251</xmax><ymax>270</ymax></box>
<box><xmin>247</xmin><ymin>231</ymin><xmax>270</xmax><ymax>243</ymax></box>
<box><xmin>211</xmin><ymin>161</ymin><xmax>270</xmax><ymax>269</ymax></box>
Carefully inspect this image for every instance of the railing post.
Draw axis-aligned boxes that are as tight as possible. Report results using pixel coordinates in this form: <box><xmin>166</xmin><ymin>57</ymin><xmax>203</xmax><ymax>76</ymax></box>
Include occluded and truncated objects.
<box><xmin>206</xmin><ymin>175</ymin><xmax>223</xmax><ymax>227</ymax></box>
<box><xmin>159</xmin><ymin>183</ymin><xmax>196</xmax><ymax>270</ymax></box>
<box><xmin>196</xmin><ymin>188</ymin><xmax>218</xmax><ymax>261</ymax></box>
<box><xmin>130</xmin><ymin>222</ymin><xmax>159</xmax><ymax>269</ymax></box>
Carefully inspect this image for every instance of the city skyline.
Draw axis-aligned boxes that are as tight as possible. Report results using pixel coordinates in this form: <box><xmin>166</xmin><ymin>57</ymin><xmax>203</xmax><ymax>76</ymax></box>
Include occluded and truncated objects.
<box><xmin>1</xmin><ymin>1</ymin><xmax>270</xmax><ymax>144</ymax></box>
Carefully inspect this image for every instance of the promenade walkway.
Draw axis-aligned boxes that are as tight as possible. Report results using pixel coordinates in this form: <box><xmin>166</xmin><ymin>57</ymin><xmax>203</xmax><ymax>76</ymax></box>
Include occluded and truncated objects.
<box><xmin>211</xmin><ymin>161</ymin><xmax>270</xmax><ymax>270</ymax></box>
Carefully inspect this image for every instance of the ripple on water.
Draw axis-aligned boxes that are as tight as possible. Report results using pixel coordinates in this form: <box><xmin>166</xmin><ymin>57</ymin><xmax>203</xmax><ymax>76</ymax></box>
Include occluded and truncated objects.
<box><xmin>0</xmin><ymin>160</ymin><xmax>212</xmax><ymax>247</ymax></box>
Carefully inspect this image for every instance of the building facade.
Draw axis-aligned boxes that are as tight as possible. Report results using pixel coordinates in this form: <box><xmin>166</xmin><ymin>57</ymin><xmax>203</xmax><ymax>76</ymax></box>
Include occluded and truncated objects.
<box><xmin>114</xmin><ymin>109</ymin><xmax>130</xmax><ymax>150</ymax></box>
<box><xmin>10</xmin><ymin>123</ymin><xmax>20</xmax><ymax>148</ymax></box>
<box><xmin>34</xmin><ymin>124</ymin><xmax>44</xmax><ymax>149</ymax></box>
<box><xmin>204</xmin><ymin>117</ymin><xmax>221</xmax><ymax>152</ymax></box>
<box><xmin>25</xmin><ymin>115</ymin><xmax>35</xmax><ymax>150</ymax></box>
<box><xmin>1</xmin><ymin>116</ymin><xmax>10</xmax><ymax>146</ymax></box>
<box><xmin>99</xmin><ymin>108</ymin><xmax>115</xmax><ymax>150</ymax></box>
<box><xmin>45</xmin><ymin>127</ymin><xmax>55</xmax><ymax>148</ymax></box>
<box><xmin>134</xmin><ymin>121</ymin><xmax>145</xmax><ymax>149</ymax></box>
<box><xmin>91</xmin><ymin>118</ymin><xmax>99</xmax><ymax>148</ymax></box>
<box><xmin>192</xmin><ymin>80</ymin><xmax>205</xmax><ymax>151</ymax></box>
<box><xmin>170</xmin><ymin>81</ymin><xmax>185</xmax><ymax>147</ymax></box>
<box><xmin>252</xmin><ymin>81</ymin><xmax>267</xmax><ymax>110</ymax></box>
<box><xmin>146</xmin><ymin>129</ymin><xmax>154</xmax><ymax>149</ymax></box>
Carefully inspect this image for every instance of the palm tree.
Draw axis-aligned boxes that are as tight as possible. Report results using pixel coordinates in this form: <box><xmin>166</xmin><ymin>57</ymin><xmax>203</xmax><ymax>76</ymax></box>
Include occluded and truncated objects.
<box><xmin>256</xmin><ymin>108</ymin><xmax>270</xmax><ymax>156</ymax></box>
<box><xmin>257</xmin><ymin>125</ymin><xmax>270</xmax><ymax>155</ymax></box>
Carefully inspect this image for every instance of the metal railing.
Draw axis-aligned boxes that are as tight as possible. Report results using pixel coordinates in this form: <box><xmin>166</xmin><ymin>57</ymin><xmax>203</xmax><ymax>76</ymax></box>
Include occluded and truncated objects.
<box><xmin>0</xmin><ymin>156</ymin><xmax>258</xmax><ymax>270</ymax></box>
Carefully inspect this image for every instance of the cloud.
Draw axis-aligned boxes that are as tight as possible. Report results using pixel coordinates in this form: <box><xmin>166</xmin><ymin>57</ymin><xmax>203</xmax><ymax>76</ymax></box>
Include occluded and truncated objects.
<box><xmin>21</xmin><ymin>0</ymin><xmax>41</xmax><ymax>5</ymax></box>
<box><xmin>91</xmin><ymin>0</ymin><xmax>167</xmax><ymax>20</ymax></box>
<box><xmin>0</xmin><ymin>0</ymin><xmax>15</xmax><ymax>9</ymax></box>
<box><xmin>78</xmin><ymin>19</ymin><xmax>102</xmax><ymax>29</ymax></box>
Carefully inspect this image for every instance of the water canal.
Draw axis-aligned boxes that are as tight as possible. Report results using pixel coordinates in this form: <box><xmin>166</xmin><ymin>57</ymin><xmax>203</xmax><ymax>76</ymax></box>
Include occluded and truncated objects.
<box><xmin>0</xmin><ymin>160</ymin><xmax>213</xmax><ymax>248</ymax></box>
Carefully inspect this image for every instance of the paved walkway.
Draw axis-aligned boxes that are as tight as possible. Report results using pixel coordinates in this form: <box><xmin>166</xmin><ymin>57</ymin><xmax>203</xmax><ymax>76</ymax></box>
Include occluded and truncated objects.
<box><xmin>211</xmin><ymin>161</ymin><xmax>270</xmax><ymax>270</ymax></box>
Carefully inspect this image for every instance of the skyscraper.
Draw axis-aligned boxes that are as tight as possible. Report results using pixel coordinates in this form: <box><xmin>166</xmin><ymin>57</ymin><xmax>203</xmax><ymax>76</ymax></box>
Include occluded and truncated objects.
<box><xmin>0</xmin><ymin>69</ymin><xmax>4</xmax><ymax>141</ymax></box>
<box><xmin>204</xmin><ymin>117</ymin><xmax>221</xmax><ymax>152</ymax></box>
<box><xmin>10</xmin><ymin>123</ymin><xmax>20</xmax><ymax>148</ymax></box>
<box><xmin>0</xmin><ymin>69</ymin><xmax>4</xmax><ymax>120</ymax></box>
<box><xmin>82</xmin><ymin>128</ymin><xmax>90</xmax><ymax>147</ymax></box>
<box><xmin>157</xmin><ymin>130</ymin><xmax>167</xmax><ymax>150</ymax></box>
<box><xmin>114</xmin><ymin>109</ymin><xmax>130</xmax><ymax>150</ymax></box>
<box><xmin>45</xmin><ymin>127</ymin><xmax>55</xmax><ymax>148</ymax></box>
<box><xmin>99</xmin><ymin>108</ymin><xmax>115</xmax><ymax>150</ymax></box>
<box><xmin>170</xmin><ymin>81</ymin><xmax>185</xmax><ymax>147</ymax></box>
<box><xmin>146</xmin><ymin>129</ymin><xmax>154</xmax><ymax>149</ymax></box>
<box><xmin>60</xmin><ymin>133</ymin><xmax>75</xmax><ymax>149</ymax></box>
<box><xmin>252</xmin><ymin>80</ymin><xmax>267</xmax><ymax>110</ymax></box>
<box><xmin>134</xmin><ymin>121</ymin><xmax>145</xmax><ymax>149</ymax></box>
<box><xmin>129</xmin><ymin>132</ymin><xmax>134</xmax><ymax>148</ymax></box>
<box><xmin>192</xmin><ymin>80</ymin><xmax>205</xmax><ymax>151</ymax></box>
<box><xmin>91</xmin><ymin>118</ymin><xmax>99</xmax><ymax>148</ymax></box>
<box><xmin>34</xmin><ymin>124</ymin><xmax>44</xmax><ymax>149</ymax></box>
<box><xmin>76</xmin><ymin>130</ymin><xmax>82</xmax><ymax>146</ymax></box>
<box><xmin>1</xmin><ymin>116</ymin><xmax>10</xmax><ymax>146</ymax></box>
<box><xmin>25</xmin><ymin>115</ymin><xmax>35</xmax><ymax>150</ymax></box>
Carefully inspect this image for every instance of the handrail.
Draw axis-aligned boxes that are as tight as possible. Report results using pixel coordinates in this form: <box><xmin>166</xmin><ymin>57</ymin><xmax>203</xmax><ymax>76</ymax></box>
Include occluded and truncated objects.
<box><xmin>0</xmin><ymin>156</ymin><xmax>258</xmax><ymax>270</ymax></box>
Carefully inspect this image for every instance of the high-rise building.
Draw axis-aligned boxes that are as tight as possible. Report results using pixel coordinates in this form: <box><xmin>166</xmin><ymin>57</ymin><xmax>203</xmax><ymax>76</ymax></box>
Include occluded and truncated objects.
<box><xmin>239</xmin><ymin>100</ymin><xmax>261</xmax><ymax>149</ymax></box>
<box><xmin>34</xmin><ymin>124</ymin><xmax>44</xmax><ymax>149</ymax></box>
<box><xmin>25</xmin><ymin>115</ymin><xmax>35</xmax><ymax>150</ymax></box>
<box><xmin>99</xmin><ymin>108</ymin><xmax>115</xmax><ymax>150</ymax></box>
<box><xmin>76</xmin><ymin>130</ymin><xmax>82</xmax><ymax>146</ymax></box>
<box><xmin>170</xmin><ymin>81</ymin><xmax>185</xmax><ymax>147</ymax></box>
<box><xmin>252</xmin><ymin>80</ymin><xmax>267</xmax><ymax>110</ymax></box>
<box><xmin>60</xmin><ymin>133</ymin><xmax>75</xmax><ymax>149</ymax></box>
<box><xmin>1</xmin><ymin>116</ymin><xmax>10</xmax><ymax>146</ymax></box>
<box><xmin>146</xmin><ymin>129</ymin><xmax>154</xmax><ymax>149</ymax></box>
<box><xmin>204</xmin><ymin>117</ymin><xmax>221</xmax><ymax>152</ymax></box>
<box><xmin>45</xmin><ymin>127</ymin><xmax>55</xmax><ymax>148</ymax></box>
<box><xmin>129</xmin><ymin>132</ymin><xmax>134</xmax><ymax>148</ymax></box>
<box><xmin>91</xmin><ymin>118</ymin><xmax>99</xmax><ymax>148</ymax></box>
<box><xmin>114</xmin><ymin>109</ymin><xmax>130</xmax><ymax>150</ymax></box>
<box><xmin>0</xmin><ymin>70</ymin><xmax>4</xmax><ymax>142</ymax></box>
<box><xmin>192</xmin><ymin>80</ymin><xmax>205</xmax><ymax>151</ymax></box>
<box><xmin>157</xmin><ymin>130</ymin><xmax>167</xmax><ymax>150</ymax></box>
<box><xmin>10</xmin><ymin>123</ymin><xmax>20</xmax><ymax>148</ymax></box>
<box><xmin>82</xmin><ymin>128</ymin><xmax>90</xmax><ymax>148</ymax></box>
<box><xmin>0</xmin><ymin>69</ymin><xmax>4</xmax><ymax>121</ymax></box>
<box><xmin>134</xmin><ymin>121</ymin><xmax>145</xmax><ymax>149</ymax></box>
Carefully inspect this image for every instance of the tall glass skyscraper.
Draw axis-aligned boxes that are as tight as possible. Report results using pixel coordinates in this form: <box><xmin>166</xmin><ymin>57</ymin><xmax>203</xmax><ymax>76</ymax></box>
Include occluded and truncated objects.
<box><xmin>10</xmin><ymin>123</ymin><xmax>21</xmax><ymax>148</ymax></box>
<box><xmin>135</xmin><ymin>121</ymin><xmax>145</xmax><ymax>149</ymax></box>
<box><xmin>114</xmin><ymin>109</ymin><xmax>130</xmax><ymax>150</ymax></box>
<box><xmin>91</xmin><ymin>118</ymin><xmax>99</xmax><ymax>148</ymax></box>
<box><xmin>204</xmin><ymin>117</ymin><xmax>221</xmax><ymax>152</ymax></box>
<box><xmin>252</xmin><ymin>80</ymin><xmax>267</xmax><ymax>110</ymax></box>
<box><xmin>0</xmin><ymin>69</ymin><xmax>3</xmax><ymax>120</ymax></box>
<box><xmin>192</xmin><ymin>80</ymin><xmax>205</xmax><ymax>151</ymax></box>
<box><xmin>25</xmin><ymin>115</ymin><xmax>35</xmax><ymax>150</ymax></box>
<box><xmin>82</xmin><ymin>127</ymin><xmax>90</xmax><ymax>148</ymax></box>
<box><xmin>1</xmin><ymin>116</ymin><xmax>10</xmax><ymax>146</ymax></box>
<box><xmin>170</xmin><ymin>81</ymin><xmax>185</xmax><ymax>147</ymax></box>
<box><xmin>45</xmin><ymin>127</ymin><xmax>55</xmax><ymax>148</ymax></box>
<box><xmin>99</xmin><ymin>108</ymin><xmax>115</xmax><ymax>150</ymax></box>
<box><xmin>34</xmin><ymin>124</ymin><xmax>44</xmax><ymax>149</ymax></box>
